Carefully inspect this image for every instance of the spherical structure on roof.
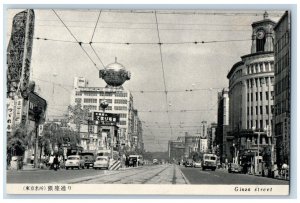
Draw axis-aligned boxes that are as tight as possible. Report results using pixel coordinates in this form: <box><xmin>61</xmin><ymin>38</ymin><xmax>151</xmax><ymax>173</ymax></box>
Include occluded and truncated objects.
<box><xmin>99</xmin><ymin>58</ymin><xmax>131</xmax><ymax>87</ymax></box>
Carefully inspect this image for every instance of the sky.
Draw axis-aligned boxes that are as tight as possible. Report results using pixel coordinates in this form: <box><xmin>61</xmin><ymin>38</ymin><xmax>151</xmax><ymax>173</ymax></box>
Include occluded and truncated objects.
<box><xmin>6</xmin><ymin>9</ymin><xmax>284</xmax><ymax>152</ymax></box>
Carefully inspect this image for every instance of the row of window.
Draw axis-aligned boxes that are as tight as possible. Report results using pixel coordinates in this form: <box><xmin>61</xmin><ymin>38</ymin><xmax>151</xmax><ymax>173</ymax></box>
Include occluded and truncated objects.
<box><xmin>247</xmin><ymin>119</ymin><xmax>273</xmax><ymax>130</ymax></box>
<box><xmin>274</xmin><ymin>100</ymin><xmax>289</xmax><ymax>116</ymax></box>
<box><xmin>76</xmin><ymin>91</ymin><xmax>128</xmax><ymax>98</ymax></box>
<box><xmin>99</xmin><ymin>99</ymin><xmax>112</xmax><ymax>104</ymax></box>
<box><xmin>247</xmin><ymin>105</ymin><xmax>272</xmax><ymax>115</ymax></box>
<box><xmin>84</xmin><ymin>98</ymin><xmax>97</xmax><ymax>103</ymax></box>
<box><xmin>275</xmin><ymin>52</ymin><xmax>290</xmax><ymax>75</ymax></box>
<box><xmin>114</xmin><ymin>99</ymin><xmax>128</xmax><ymax>104</ymax></box>
<box><xmin>275</xmin><ymin>75</ymin><xmax>290</xmax><ymax>96</ymax></box>
<box><xmin>247</xmin><ymin>91</ymin><xmax>274</xmax><ymax>102</ymax></box>
<box><xmin>83</xmin><ymin>105</ymin><xmax>97</xmax><ymax>110</ymax></box>
<box><xmin>274</xmin><ymin>31</ymin><xmax>289</xmax><ymax>55</ymax></box>
<box><xmin>246</xmin><ymin>77</ymin><xmax>274</xmax><ymax>88</ymax></box>
<box><xmin>114</xmin><ymin>106</ymin><xmax>127</xmax><ymax>111</ymax></box>
<box><xmin>247</xmin><ymin>62</ymin><xmax>274</xmax><ymax>74</ymax></box>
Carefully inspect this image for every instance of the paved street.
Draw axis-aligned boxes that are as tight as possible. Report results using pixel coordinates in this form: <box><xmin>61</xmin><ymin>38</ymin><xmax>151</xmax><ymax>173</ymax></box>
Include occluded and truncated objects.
<box><xmin>180</xmin><ymin>166</ymin><xmax>289</xmax><ymax>185</ymax></box>
<box><xmin>7</xmin><ymin>167</ymin><xmax>105</xmax><ymax>184</ymax></box>
<box><xmin>7</xmin><ymin>164</ymin><xmax>288</xmax><ymax>185</ymax></box>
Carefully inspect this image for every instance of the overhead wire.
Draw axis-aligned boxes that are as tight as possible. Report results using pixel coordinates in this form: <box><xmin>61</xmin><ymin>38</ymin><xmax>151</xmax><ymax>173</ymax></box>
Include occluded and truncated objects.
<box><xmin>89</xmin><ymin>10</ymin><xmax>106</xmax><ymax>68</ymax></box>
<box><xmin>154</xmin><ymin>11</ymin><xmax>173</xmax><ymax>140</ymax></box>
<box><xmin>52</xmin><ymin>9</ymin><xmax>100</xmax><ymax>71</ymax></box>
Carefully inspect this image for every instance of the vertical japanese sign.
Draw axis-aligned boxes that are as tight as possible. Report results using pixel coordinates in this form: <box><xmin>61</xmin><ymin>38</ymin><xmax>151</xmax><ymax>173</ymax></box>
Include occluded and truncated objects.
<box><xmin>6</xmin><ymin>99</ymin><xmax>15</xmax><ymax>132</ymax></box>
<box><xmin>14</xmin><ymin>98</ymin><xmax>23</xmax><ymax>125</ymax></box>
<box><xmin>7</xmin><ymin>9</ymin><xmax>35</xmax><ymax>98</ymax></box>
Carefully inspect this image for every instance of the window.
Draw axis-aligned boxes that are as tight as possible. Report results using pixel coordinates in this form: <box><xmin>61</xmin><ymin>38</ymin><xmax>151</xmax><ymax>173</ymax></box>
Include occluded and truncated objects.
<box><xmin>266</xmin><ymin>106</ymin><xmax>269</xmax><ymax>114</ymax></box>
<box><xmin>116</xmin><ymin>92</ymin><xmax>128</xmax><ymax>97</ymax></box>
<box><xmin>260</xmin><ymin>106</ymin><xmax>263</xmax><ymax>114</ymax></box>
<box><xmin>247</xmin><ymin>107</ymin><xmax>249</xmax><ymax>115</ymax></box>
<box><xmin>75</xmin><ymin>98</ymin><xmax>82</xmax><ymax>103</ymax></box>
<box><xmin>251</xmin><ymin>93</ymin><xmax>253</xmax><ymax>101</ymax></box>
<box><xmin>114</xmin><ymin>106</ymin><xmax>127</xmax><ymax>111</ymax></box>
<box><xmin>119</xmin><ymin>113</ymin><xmax>127</xmax><ymax>118</ymax></box>
<box><xmin>84</xmin><ymin>98</ymin><xmax>97</xmax><ymax>103</ymax></box>
<box><xmin>271</xmin><ymin>91</ymin><xmax>274</xmax><ymax>100</ymax></box>
<box><xmin>255</xmin><ymin>106</ymin><xmax>258</xmax><ymax>115</ymax></box>
<box><xmin>255</xmin><ymin>92</ymin><xmax>258</xmax><ymax>101</ymax></box>
<box><xmin>75</xmin><ymin>91</ymin><xmax>82</xmax><ymax>96</ymax></box>
<box><xmin>114</xmin><ymin>99</ymin><xmax>127</xmax><ymax>104</ymax></box>
<box><xmin>265</xmin><ymin>92</ymin><xmax>269</xmax><ymax>100</ymax></box>
<box><xmin>251</xmin><ymin>107</ymin><xmax>253</xmax><ymax>115</ymax></box>
<box><xmin>247</xmin><ymin>93</ymin><xmax>249</xmax><ymax>102</ymax></box>
<box><xmin>260</xmin><ymin>120</ymin><xmax>263</xmax><ymax>129</ymax></box>
<box><xmin>84</xmin><ymin>92</ymin><xmax>97</xmax><ymax>96</ymax></box>
<box><xmin>260</xmin><ymin>92</ymin><xmax>262</xmax><ymax>101</ymax></box>
<box><xmin>119</xmin><ymin>121</ymin><xmax>127</xmax><ymax>125</ymax></box>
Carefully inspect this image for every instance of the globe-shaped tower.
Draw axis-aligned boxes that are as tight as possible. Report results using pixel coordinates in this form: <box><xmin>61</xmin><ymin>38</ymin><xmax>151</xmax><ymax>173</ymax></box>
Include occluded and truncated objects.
<box><xmin>99</xmin><ymin>57</ymin><xmax>131</xmax><ymax>87</ymax></box>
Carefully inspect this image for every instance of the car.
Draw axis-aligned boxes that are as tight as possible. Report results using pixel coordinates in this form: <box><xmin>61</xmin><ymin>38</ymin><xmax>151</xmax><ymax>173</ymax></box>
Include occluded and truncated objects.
<box><xmin>81</xmin><ymin>152</ymin><xmax>95</xmax><ymax>169</ymax></box>
<box><xmin>129</xmin><ymin>155</ymin><xmax>144</xmax><ymax>166</ymax></box>
<box><xmin>93</xmin><ymin>156</ymin><xmax>110</xmax><ymax>170</ymax></box>
<box><xmin>228</xmin><ymin>163</ymin><xmax>243</xmax><ymax>173</ymax></box>
<box><xmin>65</xmin><ymin>155</ymin><xmax>85</xmax><ymax>170</ymax></box>
<box><xmin>194</xmin><ymin>161</ymin><xmax>202</xmax><ymax>168</ymax></box>
<box><xmin>185</xmin><ymin>159</ymin><xmax>194</xmax><ymax>167</ymax></box>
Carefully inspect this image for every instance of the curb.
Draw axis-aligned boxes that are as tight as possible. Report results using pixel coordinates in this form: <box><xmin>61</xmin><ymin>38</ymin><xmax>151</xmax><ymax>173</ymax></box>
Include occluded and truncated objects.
<box><xmin>177</xmin><ymin>165</ymin><xmax>190</xmax><ymax>184</ymax></box>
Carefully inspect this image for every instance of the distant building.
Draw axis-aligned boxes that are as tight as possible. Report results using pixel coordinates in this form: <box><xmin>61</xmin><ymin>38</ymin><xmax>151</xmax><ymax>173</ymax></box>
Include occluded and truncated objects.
<box><xmin>274</xmin><ymin>11</ymin><xmax>291</xmax><ymax>167</ymax></box>
<box><xmin>207</xmin><ymin>123</ymin><xmax>217</xmax><ymax>153</ymax></box>
<box><xmin>70</xmin><ymin>75</ymin><xmax>140</xmax><ymax>153</ymax></box>
<box><xmin>184</xmin><ymin>132</ymin><xmax>200</xmax><ymax>158</ymax></box>
<box><xmin>168</xmin><ymin>140</ymin><xmax>185</xmax><ymax>163</ymax></box>
<box><xmin>227</xmin><ymin>12</ymin><xmax>275</xmax><ymax>171</ymax></box>
<box><xmin>216</xmin><ymin>88</ymin><xmax>231</xmax><ymax>163</ymax></box>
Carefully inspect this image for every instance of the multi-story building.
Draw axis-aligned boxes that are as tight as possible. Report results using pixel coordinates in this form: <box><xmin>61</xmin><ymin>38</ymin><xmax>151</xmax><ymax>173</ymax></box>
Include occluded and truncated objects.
<box><xmin>70</xmin><ymin>76</ymin><xmax>136</xmax><ymax>152</ymax></box>
<box><xmin>216</xmin><ymin>88</ymin><xmax>231</xmax><ymax>163</ymax></box>
<box><xmin>227</xmin><ymin>12</ymin><xmax>276</xmax><ymax>174</ymax></box>
<box><xmin>132</xmin><ymin>109</ymin><xmax>144</xmax><ymax>152</ymax></box>
<box><xmin>274</xmin><ymin>11</ymin><xmax>291</xmax><ymax>167</ymax></box>
<box><xmin>184</xmin><ymin>132</ymin><xmax>200</xmax><ymax>158</ymax></box>
<box><xmin>207</xmin><ymin>123</ymin><xmax>217</xmax><ymax>153</ymax></box>
<box><xmin>168</xmin><ymin>140</ymin><xmax>185</xmax><ymax>163</ymax></box>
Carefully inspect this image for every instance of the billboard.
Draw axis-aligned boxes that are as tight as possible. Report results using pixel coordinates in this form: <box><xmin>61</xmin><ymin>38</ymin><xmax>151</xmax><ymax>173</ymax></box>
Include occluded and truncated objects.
<box><xmin>7</xmin><ymin>9</ymin><xmax>35</xmax><ymax>98</ymax></box>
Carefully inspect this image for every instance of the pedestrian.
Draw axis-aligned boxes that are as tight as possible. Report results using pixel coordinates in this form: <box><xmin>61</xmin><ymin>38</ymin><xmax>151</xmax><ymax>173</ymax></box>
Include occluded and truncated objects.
<box><xmin>125</xmin><ymin>156</ymin><xmax>129</xmax><ymax>167</ymax></box>
<box><xmin>53</xmin><ymin>155</ymin><xmax>59</xmax><ymax>171</ymax></box>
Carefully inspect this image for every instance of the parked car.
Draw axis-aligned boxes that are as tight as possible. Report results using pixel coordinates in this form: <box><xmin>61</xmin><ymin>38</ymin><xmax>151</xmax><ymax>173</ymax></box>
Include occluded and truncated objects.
<box><xmin>194</xmin><ymin>161</ymin><xmax>202</xmax><ymax>168</ymax></box>
<box><xmin>65</xmin><ymin>155</ymin><xmax>85</xmax><ymax>170</ymax></box>
<box><xmin>228</xmin><ymin>163</ymin><xmax>243</xmax><ymax>173</ymax></box>
<box><xmin>93</xmin><ymin>156</ymin><xmax>110</xmax><ymax>170</ymax></box>
<box><xmin>185</xmin><ymin>159</ymin><xmax>194</xmax><ymax>167</ymax></box>
<box><xmin>81</xmin><ymin>152</ymin><xmax>95</xmax><ymax>169</ymax></box>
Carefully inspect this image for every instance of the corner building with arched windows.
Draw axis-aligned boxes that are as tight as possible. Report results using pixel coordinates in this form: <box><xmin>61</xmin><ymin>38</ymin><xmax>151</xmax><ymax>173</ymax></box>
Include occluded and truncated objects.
<box><xmin>226</xmin><ymin>13</ymin><xmax>275</xmax><ymax>175</ymax></box>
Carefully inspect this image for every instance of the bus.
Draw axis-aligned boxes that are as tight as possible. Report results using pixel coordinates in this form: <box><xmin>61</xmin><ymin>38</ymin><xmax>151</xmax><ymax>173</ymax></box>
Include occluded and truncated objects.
<box><xmin>201</xmin><ymin>153</ymin><xmax>217</xmax><ymax>171</ymax></box>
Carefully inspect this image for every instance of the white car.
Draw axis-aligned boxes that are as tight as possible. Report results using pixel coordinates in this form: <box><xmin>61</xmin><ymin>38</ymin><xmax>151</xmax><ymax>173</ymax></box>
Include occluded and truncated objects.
<box><xmin>93</xmin><ymin>156</ymin><xmax>110</xmax><ymax>170</ymax></box>
<box><xmin>194</xmin><ymin>161</ymin><xmax>202</xmax><ymax>168</ymax></box>
<box><xmin>65</xmin><ymin>155</ymin><xmax>85</xmax><ymax>170</ymax></box>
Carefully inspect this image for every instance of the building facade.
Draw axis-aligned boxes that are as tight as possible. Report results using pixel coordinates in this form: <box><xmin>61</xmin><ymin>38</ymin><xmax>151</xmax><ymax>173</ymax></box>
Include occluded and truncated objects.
<box><xmin>216</xmin><ymin>88</ymin><xmax>231</xmax><ymax>163</ymax></box>
<box><xmin>168</xmin><ymin>140</ymin><xmax>185</xmax><ymax>163</ymax></box>
<box><xmin>227</xmin><ymin>12</ymin><xmax>275</xmax><ymax>173</ymax></box>
<box><xmin>274</xmin><ymin>11</ymin><xmax>291</xmax><ymax>167</ymax></box>
<box><xmin>70</xmin><ymin>76</ymin><xmax>141</xmax><ymax>153</ymax></box>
